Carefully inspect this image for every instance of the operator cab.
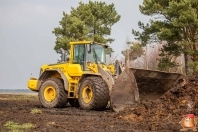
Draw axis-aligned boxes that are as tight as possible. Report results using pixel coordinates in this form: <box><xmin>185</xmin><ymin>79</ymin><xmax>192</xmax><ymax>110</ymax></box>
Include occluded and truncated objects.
<box><xmin>71</xmin><ymin>41</ymin><xmax>107</xmax><ymax>71</ymax></box>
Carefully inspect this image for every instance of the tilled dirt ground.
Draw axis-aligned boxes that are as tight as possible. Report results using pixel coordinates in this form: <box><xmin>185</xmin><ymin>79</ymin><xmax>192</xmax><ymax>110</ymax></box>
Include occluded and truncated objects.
<box><xmin>0</xmin><ymin>94</ymin><xmax>140</xmax><ymax>132</ymax></box>
<box><xmin>0</xmin><ymin>73</ymin><xmax>198</xmax><ymax>132</ymax></box>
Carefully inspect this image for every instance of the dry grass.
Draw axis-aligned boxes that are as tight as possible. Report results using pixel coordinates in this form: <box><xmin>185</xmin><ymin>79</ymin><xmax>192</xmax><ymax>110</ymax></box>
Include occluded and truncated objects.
<box><xmin>31</xmin><ymin>108</ymin><xmax>42</xmax><ymax>114</ymax></box>
<box><xmin>3</xmin><ymin>121</ymin><xmax>35</xmax><ymax>132</ymax></box>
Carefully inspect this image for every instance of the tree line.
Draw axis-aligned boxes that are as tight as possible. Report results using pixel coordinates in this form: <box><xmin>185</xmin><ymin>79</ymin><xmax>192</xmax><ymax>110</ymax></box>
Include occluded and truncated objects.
<box><xmin>53</xmin><ymin>0</ymin><xmax>198</xmax><ymax>75</ymax></box>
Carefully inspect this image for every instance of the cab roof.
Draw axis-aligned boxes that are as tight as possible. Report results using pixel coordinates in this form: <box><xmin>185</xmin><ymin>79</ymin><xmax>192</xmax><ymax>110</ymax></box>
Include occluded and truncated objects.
<box><xmin>69</xmin><ymin>41</ymin><xmax>109</xmax><ymax>48</ymax></box>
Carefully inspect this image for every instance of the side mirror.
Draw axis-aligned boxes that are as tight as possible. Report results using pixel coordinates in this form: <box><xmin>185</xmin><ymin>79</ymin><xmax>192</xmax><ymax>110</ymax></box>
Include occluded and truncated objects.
<box><xmin>87</xmin><ymin>44</ymin><xmax>91</xmax><ymax>54</ymax></box>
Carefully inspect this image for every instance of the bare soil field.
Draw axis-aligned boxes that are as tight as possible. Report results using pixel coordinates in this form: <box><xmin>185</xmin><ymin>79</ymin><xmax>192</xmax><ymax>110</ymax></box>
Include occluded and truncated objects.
<box><xmin>0</xmin><ymin>94</ymin><xmax>140</xmax><ymax>132</ymax></box>
<box><xmin>0</xmin><ymin>72</ymin><xmax>198</xmax><ymax>132</ymax></box>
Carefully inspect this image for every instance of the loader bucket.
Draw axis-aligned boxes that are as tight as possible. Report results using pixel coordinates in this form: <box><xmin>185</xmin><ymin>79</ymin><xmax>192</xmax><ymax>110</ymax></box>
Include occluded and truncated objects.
<box><xmin>110</xmin><ymin>67</ymin><xmax>139</xmax><ymax>112</ymax></box>
<box><xmin>111</xmin><ymin>67</ymin><xmax>184</xmax><ymax>112</ymax></box>
<box><xmin>130</xmin><ymin>68</ymin><xmax>184</xmax><ymax>100</ymax></box>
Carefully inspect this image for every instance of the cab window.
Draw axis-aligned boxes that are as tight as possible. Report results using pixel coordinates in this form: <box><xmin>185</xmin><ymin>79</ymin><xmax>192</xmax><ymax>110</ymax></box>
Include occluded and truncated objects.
<box><xmin>73</xmin><ymin>44</ymin><xmax>85</xmax><ymax>65</ymax></box>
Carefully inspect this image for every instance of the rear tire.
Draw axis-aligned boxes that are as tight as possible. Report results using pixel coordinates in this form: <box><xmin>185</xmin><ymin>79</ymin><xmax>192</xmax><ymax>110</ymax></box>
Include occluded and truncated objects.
<box><xmin>39</xmin><ymin>78</ymin><xmax>67</xmax><ymax>108</ymax></box>
<box><xmin>78</xmin><ymin>76</ymin><xmax>109</xmax><ymax>110</ymax></box>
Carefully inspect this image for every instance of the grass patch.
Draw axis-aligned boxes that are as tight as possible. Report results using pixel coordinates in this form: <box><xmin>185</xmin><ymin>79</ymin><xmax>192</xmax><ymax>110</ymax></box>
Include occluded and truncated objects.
<box><xmin>4</xmin><ymin>121</ymin><xmax>35</xmax><ymax>132</ymax></box>
<box><xmin>12</xmin><ymin>95</ymin><xmax>37</xmax><ymax>100</ymax></box>
<box><xmin>31</xmin><ymin>108</ymin><xmax>42</xmax><ymax>114</ymax></box>
<box><xmin>0</xmin><ymin>95</ymin><xmax>38</xmax><ymax>101</ymax></box>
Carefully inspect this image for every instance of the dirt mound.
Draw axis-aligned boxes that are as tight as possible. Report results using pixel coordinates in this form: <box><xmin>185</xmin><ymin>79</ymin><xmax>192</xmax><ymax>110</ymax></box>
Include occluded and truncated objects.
<box><xmin>115</xmin><ymin>72</ymin><xmax>198</xmax><ymax>131</ymax></box>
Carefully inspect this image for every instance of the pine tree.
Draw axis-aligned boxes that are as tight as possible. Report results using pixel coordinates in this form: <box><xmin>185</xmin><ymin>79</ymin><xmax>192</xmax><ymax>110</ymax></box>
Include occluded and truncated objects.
<box><xmin>52</xmin><ymin>1</ymin><xmax>121</xmax><ymax>54</ymax></box>
<box><xmin>132</xmin><ymin>0</ymin><xmax>198</xmax><ymax>74</ymax></box>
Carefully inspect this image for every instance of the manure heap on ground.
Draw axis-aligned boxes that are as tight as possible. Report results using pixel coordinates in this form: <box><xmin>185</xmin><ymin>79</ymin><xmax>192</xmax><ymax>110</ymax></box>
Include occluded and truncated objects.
<box><xmin>115</xmin><ymin>72</ymin><xmax>198</xmax><ymax>131</ymax></box>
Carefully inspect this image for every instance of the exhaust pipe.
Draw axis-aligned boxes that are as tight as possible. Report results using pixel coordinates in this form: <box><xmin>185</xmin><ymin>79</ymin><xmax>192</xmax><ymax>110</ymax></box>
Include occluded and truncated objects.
<box><xmin>60</xmin><ymin>48</ymin><xmax>65</xmax><ymax>62</ymax></box>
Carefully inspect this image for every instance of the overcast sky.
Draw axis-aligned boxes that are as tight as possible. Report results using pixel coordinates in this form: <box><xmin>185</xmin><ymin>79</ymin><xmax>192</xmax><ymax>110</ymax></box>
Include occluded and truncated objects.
<box><xmin>0</xmin><ymin>0</ymin><xmax>149</xmax><ymax>89</ymax></box>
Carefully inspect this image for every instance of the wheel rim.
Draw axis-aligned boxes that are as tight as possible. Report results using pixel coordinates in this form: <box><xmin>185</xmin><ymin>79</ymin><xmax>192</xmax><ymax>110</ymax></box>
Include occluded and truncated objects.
<box><xmin>44</xmin><ymin>86</ymin><xmax>56</xmax><ymax>102</ymax></box>
<box><xmin>82</xmin><ymin>86</ymin><xmax>93</xmax><ymax>103</ymax></box>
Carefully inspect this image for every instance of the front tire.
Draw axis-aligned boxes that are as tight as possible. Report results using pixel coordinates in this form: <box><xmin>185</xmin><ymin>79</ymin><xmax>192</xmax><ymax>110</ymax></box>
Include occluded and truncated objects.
<box><xmin>78</xmin><ymin>76</ymin><xmax>109</xmax><ymax>110</ymax></box>
<box><xmin>39</xmin><ymin>78</ymin><xmax>67</xmax><ymax>108</ymax></box>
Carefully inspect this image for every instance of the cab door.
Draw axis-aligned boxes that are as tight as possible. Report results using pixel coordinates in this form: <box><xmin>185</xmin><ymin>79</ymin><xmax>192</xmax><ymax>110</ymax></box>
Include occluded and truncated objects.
<box><xmin>72</xmin><ymin>44</ymin><xmax>86</xmax><ymax>70</ymax></box>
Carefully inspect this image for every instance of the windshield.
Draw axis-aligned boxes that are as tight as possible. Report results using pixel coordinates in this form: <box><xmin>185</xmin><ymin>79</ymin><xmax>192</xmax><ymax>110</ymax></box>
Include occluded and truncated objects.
<box><xmin>86</xmin><ymin>44</ymin><xmax>106</xmax><ymax>64</ymax></box>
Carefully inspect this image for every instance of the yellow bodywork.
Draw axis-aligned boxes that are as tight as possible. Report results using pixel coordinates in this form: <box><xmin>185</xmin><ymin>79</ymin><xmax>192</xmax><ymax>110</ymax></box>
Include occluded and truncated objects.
<box><xmin>107</xmin><ymin>64</ymin><xmax>115</xmax><ymax>75</ymax></box>
<box><xmin>67</xmin><ymin>64</ymin><xmax>83</xmax><ymax>76</ymax></box>
<box><xmin>27</xmin><ymin>41</ymin><xmax>114</xmax><ymax>100</ymax></box>
<box><xmin>28</xmin><ymin>78</ymin><xmax>38</xmax><ymax>91</ymax></box>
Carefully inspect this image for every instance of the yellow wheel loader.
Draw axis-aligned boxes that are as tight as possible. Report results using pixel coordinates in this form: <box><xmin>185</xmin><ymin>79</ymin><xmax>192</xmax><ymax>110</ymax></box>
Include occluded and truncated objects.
<box><xmin>27</xmin><ymin>41</ymin><xmax>184</xmax><ymax>112</ymax></box>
